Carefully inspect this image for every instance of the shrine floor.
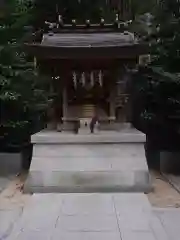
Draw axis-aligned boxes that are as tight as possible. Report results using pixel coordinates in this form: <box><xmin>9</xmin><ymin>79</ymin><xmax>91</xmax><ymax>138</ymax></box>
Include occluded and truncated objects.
<box><xmin>24</xmin><ymin>129</ymin><xmax>151</xmax><ymax>193</ymax></box>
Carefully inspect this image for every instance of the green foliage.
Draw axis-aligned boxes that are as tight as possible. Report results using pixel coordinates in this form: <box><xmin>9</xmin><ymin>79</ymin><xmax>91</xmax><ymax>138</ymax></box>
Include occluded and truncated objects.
<box><xmin>33</xmin><ymin>0</ymin><xmax>128</xmax><ymax>26</ymax></box>
<box><xmin>133</xmin><ymin>66</ymin><xmax>180</xmax><ymax>129</ymax></box>
<box><xmin>151</xmin><ymin>0</ymin><xmax>180</xmax><ymax>72</ymax></box>
<box><xmin>131</xmin><ymin>0</ymin><xmax>157</xmax><ymax>16</ymax></box>
<box><xmin>0</xmin><ymin>0</ymin><xmax>50</xmax><ymax>150</ymax></box>
<box><xmin>132</xmin><ymin>66</ymin><xmax>180</xmax><ymax>143</ymax></box>
<box><xmin>131</xmin><ymin>0</ymin><xmax>180</xmax><ymax>146</ymax></box>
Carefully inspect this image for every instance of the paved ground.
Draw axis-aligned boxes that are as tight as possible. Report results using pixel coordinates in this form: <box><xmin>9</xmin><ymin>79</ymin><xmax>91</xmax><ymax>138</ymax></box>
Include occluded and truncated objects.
<box><xmin>153</xmin><ymin>208</ymin><xmax>180</xmax><ymax>240</ymax></box>
<box><xmin>0</xmin><ymin>174</ymin><xmax>30</xmax><ymax>211</ymax></box>
<box><xmin>163</xmin><ymin>174</ymin><xmax>180</xmax><ymax>193</ymax></box>
<box><xmin>1</xmin><ymin>169</ymin><xmax>180</xmax><ymax>240</ymax></box>
<box><xmin>0</xmin><ymin>208</ymin><xmax>23</xmax><ymax>240</ymax></box>
<box><xmin>1</xmin><ymin>172</ymin><xmax>180</xmax><ymax>239</ymax></box>
<box><xmin>148</xmin><ymin>171</ymin><xmax>180</xmax><ymax>208</ymax></box>
<box><xmin>1</xmin><ymin>171</ymin><xmax>180</xmax><ymax>209</ymax></box>
<box><xmin>0</xmin><ymin>193</ymin><xmax>180</xmax><ymax>240</ymax></box>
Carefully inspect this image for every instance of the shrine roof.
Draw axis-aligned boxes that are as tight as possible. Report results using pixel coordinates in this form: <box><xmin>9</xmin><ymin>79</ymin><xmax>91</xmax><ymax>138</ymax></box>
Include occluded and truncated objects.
<box><xmin>25</xmin><ymin>31</ymin><xmax>148</xmax><ymax>59</ymax></box>
<box><xmin>41</xmin><ymin>32</ymin><xmax>136</xmax><ymax>48</ymax></box>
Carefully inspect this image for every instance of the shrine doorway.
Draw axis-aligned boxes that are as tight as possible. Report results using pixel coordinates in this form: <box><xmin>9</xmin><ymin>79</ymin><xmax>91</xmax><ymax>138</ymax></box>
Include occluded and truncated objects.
<box><xmin>67</xmin><ymin>84</ymin><xmax>109</xmax><ymax>129</ymax></box>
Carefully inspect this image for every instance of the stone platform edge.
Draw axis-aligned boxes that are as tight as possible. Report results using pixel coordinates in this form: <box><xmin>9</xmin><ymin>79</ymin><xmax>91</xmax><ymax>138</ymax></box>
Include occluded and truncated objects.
<box><xmin>24</xmin><ymin>170</ymin><xmax>152</xmax><ymax>194</ymax></box>
<box><xmin>31</xmin><ymin>130</ymin><xmax>146</xmax><ymax>144</ymax></box>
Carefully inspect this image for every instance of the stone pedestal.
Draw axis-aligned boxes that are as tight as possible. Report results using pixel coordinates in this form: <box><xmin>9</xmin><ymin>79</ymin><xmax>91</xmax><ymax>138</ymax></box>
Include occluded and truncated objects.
<box><xmin>24</xmin><ymin>129</ymin><xmax>151</xmax><ymax>193</ymax></box>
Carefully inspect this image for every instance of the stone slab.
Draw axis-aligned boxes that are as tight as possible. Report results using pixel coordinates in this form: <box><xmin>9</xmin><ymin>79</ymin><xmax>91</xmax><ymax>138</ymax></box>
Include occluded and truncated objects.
<box><xmin>153</xmin><ymin>208</ymin><xmax>180</xmax><ymax>240</ymax></box>
<box><xmin>0</xmin><ymin>209</ymin><xmax>22</xmax><ymax>240</ymax></box>
<box><xmin>32</xmin><ymin>143</ymin><xmax>145</xmax><ymax>158</ymax></box>
<box><xmin>0</xmin><ymin>153</ymin><xmax>21</xmax><ymax>175</ymax></box>
<box><xmin>6</xmin><ymin>193</ymin><xmax>170</xmax><ymax>240</ymax></box>
<box><xmin>24</xmin><ymin>141</ymin><xmax>151</xmax><ymax>193</ymax></box>
<box><xmin>31</xmin><ymin>129</ymin><xmax>146</xmax><ymax>144</ymax></box>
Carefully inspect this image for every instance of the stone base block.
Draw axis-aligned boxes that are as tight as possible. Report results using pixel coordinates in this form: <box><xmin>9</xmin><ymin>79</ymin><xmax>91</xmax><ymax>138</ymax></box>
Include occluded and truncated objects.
<box><xmin>24</xmin><ymin>170</ymin><xmax>151</xmax><ymax>194</ymax></box>
<box><xmin>24</xmin><ymin>130</ymin><xmax>151</xmax><ymax>193</ymax></box>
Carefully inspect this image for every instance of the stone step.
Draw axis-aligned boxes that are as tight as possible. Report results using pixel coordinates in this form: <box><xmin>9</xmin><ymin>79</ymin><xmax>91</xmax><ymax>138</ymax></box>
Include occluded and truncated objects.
<box><xmin>31</xmin><ymin>129</ymin><xmax>146</xmax><ymax>144</ymax></box>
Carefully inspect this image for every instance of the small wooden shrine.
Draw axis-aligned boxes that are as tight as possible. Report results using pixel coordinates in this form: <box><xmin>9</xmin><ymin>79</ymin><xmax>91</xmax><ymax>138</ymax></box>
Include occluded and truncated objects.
<box><xmin>25</xmin><ymin>2</ymin><xmax>148</xmax><ymax>132</ymax></box>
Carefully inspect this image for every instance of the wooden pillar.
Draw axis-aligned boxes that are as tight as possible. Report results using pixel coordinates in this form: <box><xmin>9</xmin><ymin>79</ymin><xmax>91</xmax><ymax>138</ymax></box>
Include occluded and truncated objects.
<box><xmin>57</xmin><ymin>86</ymin><xmax>68</xmax><ymax>131</ymax></box>
<box><xmin>109</xmin><ymin>87</ymin><xmax>116</xmax><ymax>121</ymax></box>
<box><xmin>62</xmin><ymin>86</ymin><xmax>68</xmax><ymax>119</ymax></box>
